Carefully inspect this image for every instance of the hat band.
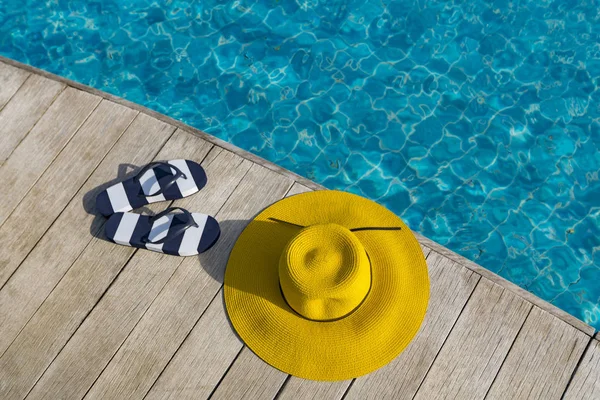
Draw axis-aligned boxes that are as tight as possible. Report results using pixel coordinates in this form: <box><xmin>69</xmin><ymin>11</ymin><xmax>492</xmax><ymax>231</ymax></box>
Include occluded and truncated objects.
<box><xmin>268</xmin><ymin>217</ymin><xmax>402</xmax><ymax>232</ymax></box>
<box><xmin>279</xmin><ymin>252</ymin><xmax>373</xmax><ymax>323</ymax></box>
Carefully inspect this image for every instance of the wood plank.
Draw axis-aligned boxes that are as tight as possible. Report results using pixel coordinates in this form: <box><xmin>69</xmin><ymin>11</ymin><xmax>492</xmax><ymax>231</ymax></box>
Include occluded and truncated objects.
<box><xmin>345</xmin><ymin>250</ymin><xmax>480</xmax><ymax>400</ymax></box>
<box><xmin>277</xmin><ymin>377</ymin><xmax>350</xmax><ymax>400</ymax></box>
<box><xmin>287</xmin><ymin>182</ymin><xmax>312</xmax><ymax>196</ymax></box>
<box><xmin>0</xmin><ymin>87</ymin><xmax>100</xmax><ymax>228</ymax></box>
<box><xmin>415</xmin><ymin>233</ymin><xmax>595</xmax><ymax>336</ymax></box>
<box><xmin>0</xmin><ymin>98</ymin><xmax>132</xmax><ymax>289</ymax></box>
<box><xmin>413</xmin><ymin>278</ymin><xmax>532</xmax><ymax>400</ymax></box>
<box><xmin>0</xmin><ymin>62</ymin><xmax>30</xmax><ymax>110</ymax></box>
<box><xmin>211</xmin><ymin>347</ymin><xmax>288</xmax><ymax>400</ymax></box>
<box><xmin>0</xmin><ymin>62</ymin><xmax>593</xmax><ymax>400</ymax></box>
<box><xmin>486</xmin><ymin>307</ymin><xmax>590</xmax><ymax>400</ymax></box>
<box><xmin>144</xmin><ymin>179</ymin><xmax>301</xmax><ymax>400</ymax></box>
<box><xmin>26</xmin><ymin>145</ymin><xmax>250</xmax><ymax>400</ymax></box>
<box><xmin>83</xmin><ymin>164</ymin><xmax>293</xmax><ymax>400</ymax></box>
<box><xmin>563</xmin><ymin>339</ymin><xmax>600</xmax><ymax>400</ymax></box>
<box><xmin>144</xmin><ymin>293</ymin><xmax>243</xmax><ymax>400</ymax></box>
<box><xmin>0</xmin><ymin>130</ymin><xmax>210</xmax><ymax>400</ymax></box>
<box><xmin>0</xmin><ymin>113</ymin><xmax>174</xmax><ymax>357</ymax></box>
<box><xmin>2</xmin><ymin>55</ymin><xmax>324</xmax><ymax>193</ymax></box>
<box><xmin>0</xmin><ymin>74</ymin><xmax>65</xmax><ymax>163</ymax></box>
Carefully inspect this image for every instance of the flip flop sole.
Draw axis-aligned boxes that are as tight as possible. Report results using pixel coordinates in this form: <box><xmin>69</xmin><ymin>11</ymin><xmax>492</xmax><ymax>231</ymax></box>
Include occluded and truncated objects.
<box><xmin>105</xmin><ymin>211</ymin><xmax>220</xmax><ymax>256</ymax></box>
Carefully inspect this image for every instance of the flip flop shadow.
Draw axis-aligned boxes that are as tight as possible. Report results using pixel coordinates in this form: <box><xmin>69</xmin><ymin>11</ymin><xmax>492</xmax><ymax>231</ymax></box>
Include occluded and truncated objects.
<box><xmin>83</xmin><ymin>163</ymin><xmax>156</xmax><ymax>239</ymax></box>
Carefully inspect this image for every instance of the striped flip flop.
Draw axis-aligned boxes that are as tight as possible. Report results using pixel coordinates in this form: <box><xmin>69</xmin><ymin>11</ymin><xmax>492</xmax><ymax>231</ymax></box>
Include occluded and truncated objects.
<box><xmin>105</xmin><ymin>207</ymin><xmax>220</xmax><ymax>256</ymax></box>
<box><xmin>96</xmin><ymin>160</ymin><xmax>207</xmax><ymax>217</ymax></box>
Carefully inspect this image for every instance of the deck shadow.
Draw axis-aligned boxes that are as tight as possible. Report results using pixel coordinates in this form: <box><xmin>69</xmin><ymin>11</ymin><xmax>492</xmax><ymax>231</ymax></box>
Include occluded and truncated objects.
<box><xmin>83</xmin><ymin>163</ymin><xmax>156</xmax><ymax>238</ymax></box>
<box><xmin>198</xmin><ymin>218</ymin><xmax>299</xmax><ymax>318</ymax></box>
<box><xmin>197</xmin><ymin>218</ymin><xmax>297</xmax><ymax>343</ymax></box>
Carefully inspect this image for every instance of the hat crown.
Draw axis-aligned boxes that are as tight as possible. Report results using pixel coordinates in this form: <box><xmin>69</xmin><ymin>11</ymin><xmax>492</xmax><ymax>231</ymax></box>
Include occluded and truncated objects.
<box><xmin>279</xmin><ymin>223</ymin><xmax>371</xmax><ymax>321</ymax></box>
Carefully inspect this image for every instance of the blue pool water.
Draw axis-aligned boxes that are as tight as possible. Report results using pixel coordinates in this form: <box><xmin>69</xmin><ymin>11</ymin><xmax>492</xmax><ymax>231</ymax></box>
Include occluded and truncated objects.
<box><xmin>1</xmin><ymin>0</ymin><xmax>599</xmax><ymax>329</ymax></box>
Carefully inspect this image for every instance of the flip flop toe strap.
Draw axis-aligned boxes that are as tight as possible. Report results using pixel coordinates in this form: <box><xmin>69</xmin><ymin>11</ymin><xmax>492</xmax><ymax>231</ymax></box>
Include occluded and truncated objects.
<box><xmin>133</xmin><ymin>161</ymin><xmax>187</xmax><ymax>197</ymax></box>
<box><xmin>141</xmin><ymin>207</ymin><xmax>199</xmax><ymax>245</ymax></box>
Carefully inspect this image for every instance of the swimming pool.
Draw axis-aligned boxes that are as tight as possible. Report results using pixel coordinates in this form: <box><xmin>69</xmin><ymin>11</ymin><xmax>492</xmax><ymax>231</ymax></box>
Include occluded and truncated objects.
<box><xmin>1</xmin><ymin>0</ymin><xmax>598</xmax><ymax>329</ymax></box>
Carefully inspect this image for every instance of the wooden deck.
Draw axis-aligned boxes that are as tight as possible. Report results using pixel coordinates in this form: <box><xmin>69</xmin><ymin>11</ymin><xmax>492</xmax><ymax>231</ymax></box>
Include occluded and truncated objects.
<box><xmin>0</xmin><ymin>59</ymin><xmax>598</xmax><ymax>400</ymax></box>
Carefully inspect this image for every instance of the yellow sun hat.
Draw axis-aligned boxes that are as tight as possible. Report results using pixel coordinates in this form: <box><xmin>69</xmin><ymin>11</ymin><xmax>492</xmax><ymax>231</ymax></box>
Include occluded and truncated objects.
<box><xmin>224</xmin><ymin>190</ymin><xmax>429</xmax><ymax>381</ymax></box>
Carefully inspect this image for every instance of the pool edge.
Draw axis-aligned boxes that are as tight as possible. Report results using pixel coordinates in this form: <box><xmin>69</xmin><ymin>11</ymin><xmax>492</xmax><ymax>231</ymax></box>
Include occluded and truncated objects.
<box><xmin>2</xmin><ymin>55</ymin><xmax>594</xmax><ymax>338</ymax></box>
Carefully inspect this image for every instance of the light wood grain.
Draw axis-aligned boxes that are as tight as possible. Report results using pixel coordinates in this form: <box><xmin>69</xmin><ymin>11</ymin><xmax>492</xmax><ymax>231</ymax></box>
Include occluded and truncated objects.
<box><xmin>277</xmin><ymin>377</ymin><xmax>350</xmax><ymax>400</ymax></box>
<box><xmin>83</xmin><ymin>164</ymin><xmax>293</xmax><ymax>400</ymax></box>
<box><xmin>26</xmin><ymin>143</ymin><xmax>250</xmax><ymax>400</ymax></box>
<box><xmin>0</xmin><ymin>87</ymin><xmax>100</xmax><ymax>229</ymax></box>
<box><xmin>0</xmin><ymin>98</ymin><xmax>132</xmax><ymax>291</ymax></box>
<box><xmin>145</xmin><ymin>291</ymin><xmax>244</xmax><ymax>400</ymax></box>
<box><xmin>414</xmin><ymin>233</ymin><xmax>595</xmax><ymax>336</ymax></box>
<box><xmin>0</xmin><ymin>74</ymin><xmax>65</xmax><ymax>163</ymax></box>
<box><xmin>211</xmin><ymin>347</ymin><xmax>288</xmax><ymax>400</ymax></box>
<box><xmin>0</xmin><ymin>60</ymin><xmax>594</xmax><ymax>400</ymax></box>
<box><xmin>345</xmin><ymin>250</ymin><xmax>481</xmax><ymax>400</ymax></box>
<box><xmin>0</xmin><ymin>237</ymin><xmax>134</xmax><ymax>400</ymax></box>
<box><xmin>286</xmin><ymin>182</ymin><xmax>313</xmax><ymax>196</ymax></box>
<box><xmin>563</xmin><ymin>339</ymin><xmax>600</xmax><ymax>400</ymax></box>
<box><xmin>0</xmin><ymin>62</ymin><xmax>30</xmax><ymax>110</ymax></box>
<box><xmin>0</xmin><ymin>57</ymin><xmax>326</xmax><ymax>193</ymax></box>
<box><xmin>0</xmin><ymin>129</ymin><xmax>208</xmax><ymax>400</ymax></box>
<box><xmin>0</xmin><ymin>112</ymin><xmax>173</xmax><ymax>357</ymax></box>
<box><xmin>145</xmin><ymin>178</ymin><xmax>301</xmax><ymax>400</ymax></box>
<box><xmin>413</xmin><ymin>278</ymin><xmax>532</xmax><ymax>400</ymax></box>
<box><xmin>486</xmin><ymin>306</ymin><xmax>590</xmax><ymax>400</ymax></box>
<box><xmin>0</xmin><ymin>55</ymin><xmax>592</xmax><ymax>341</ymax></box>
<box><xmin>0</xmin><ymin>56</ymin><xmax>593</xmax><ymax>341</ymax></box>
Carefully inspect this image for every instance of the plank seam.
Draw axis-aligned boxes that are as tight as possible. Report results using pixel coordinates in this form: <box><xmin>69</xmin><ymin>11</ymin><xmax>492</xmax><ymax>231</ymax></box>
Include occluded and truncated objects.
<box><xmin>162</xmin><ymin>176</ymin><xmax>294</xmax><ymax>400</ymax></box>
<box><xmin>206</xmin><ymin>346</ymin><xmax>245</xmax><ymax>400</ymax></box>
<box><xmin>2</xmin><ymin>56</ymin><xmax>593</xmax><ymax>338</ymax></box>
<box><xmin>559</xmin><ymin>335</ymin><xmax>594</xmax><ymax>400</ymax></box>
<box><xmin>0</xmin><ymin>108</ymin><xmax>140</xmax><ymax>293</ymax></box>
<box><xmin>18</xmin><ymin>126</ymin><xmax>182</xmax><ymax>398</ymax></box>
<box><xmin>140</xmin><ymin>285</ymin><xmax>226</xmax><ymax>400</ymax></box>
<box><xmin>272</xmin><ymin>375</ymin><xmax>291</xmax><ymax>400</ymax></box>
<box><xmin>481</xmin><ymin>304</ymin><xmax>534</xmax><ymax>399</ymax></box>
<box><xmin>1</xmin><ymin>82</ymin><xmax>68</xmax><ymax>165</ymax></box>
<box><xmin>138</xmin><ymin>160</ymin><xmax>257</xmax><ymax>399</ymax></box>
<box><xmin>339</xmin><ymin>378</ymin><xmax>356</xmax><ymax>400</ymax></box>
<box><xmin>0</xmin><ymin>71</ymin><xmax>31</xmax><ymax>113</ymax></box>
<box><xmin>284</xmin><ymin>182</ymin><xmax>300</xmax><ymax>197</ymax></box>
<box><xmin>77</xmin><ymin>143</ymin><xmax>218</xmax><ymax>399</ymax></box>
<box><xmin>0</xmin><ymin>94</ymin><xmax>103</xmax><ymax>233</ymax></box>
<box><xmin>339</xmin><ymin>247</ymin><xmax>435</xmax><ymax>400</ymax></box>
<box><xmin>23</xmin><ymin>247</ymin><xmax>139</xmax><ymax>400</ymax></box>
<box><xmin>410</xmin><ymin>270</ymin><xmax>483</xmax><ymax>400</ymax></box>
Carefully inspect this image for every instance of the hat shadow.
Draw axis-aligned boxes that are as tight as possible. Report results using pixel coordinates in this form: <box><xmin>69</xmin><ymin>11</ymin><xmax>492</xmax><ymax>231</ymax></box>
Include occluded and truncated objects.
<box><xmin>197</xmin><ymin>219</ymin><xmax>297</xmax><ymax>332</ymax></box>
<box><xmin>83</xmin><ymin>163</ymin><xmax>156</xmax><ymax>239</ymax></box>
<box><xmin>82</xmin><ymin>165</ymin><xmax>291</xmax><ymax>339</ymax></box>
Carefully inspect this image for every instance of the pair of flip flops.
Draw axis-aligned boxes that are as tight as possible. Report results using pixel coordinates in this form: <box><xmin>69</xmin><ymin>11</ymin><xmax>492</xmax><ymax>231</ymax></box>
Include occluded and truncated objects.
<box><xmin>96</xmin><ymin>160</ymin><xmax>220</xmax><ymax>256</ymax></box>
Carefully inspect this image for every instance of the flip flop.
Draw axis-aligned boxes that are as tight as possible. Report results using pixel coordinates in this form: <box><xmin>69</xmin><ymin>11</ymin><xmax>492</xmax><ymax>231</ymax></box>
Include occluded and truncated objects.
<box><xmin>105</xmin><ymin>207</ymin><xmax>220</xmax><ymax>256</ymax></box>
<box><xmin>96</xmin><ymin>160</ymin><xmax>207</xmax><ymax>217</ymax></box>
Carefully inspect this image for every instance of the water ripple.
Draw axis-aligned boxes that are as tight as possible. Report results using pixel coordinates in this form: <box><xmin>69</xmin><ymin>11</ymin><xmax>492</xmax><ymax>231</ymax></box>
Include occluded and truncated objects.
<box><xmin>1</xmin><ymin>0</ymin><xmax>599</xmax><ymax>329</ymax></box>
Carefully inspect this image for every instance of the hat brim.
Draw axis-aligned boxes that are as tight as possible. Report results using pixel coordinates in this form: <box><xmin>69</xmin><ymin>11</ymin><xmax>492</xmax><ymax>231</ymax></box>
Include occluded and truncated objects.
<box><xmin>224</xmin><ymin>190</ymin><xmax>429</xmax><ymax>381</ymax></box>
